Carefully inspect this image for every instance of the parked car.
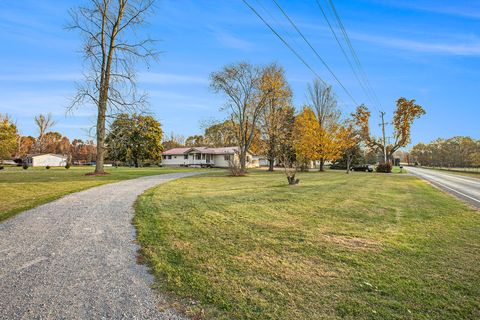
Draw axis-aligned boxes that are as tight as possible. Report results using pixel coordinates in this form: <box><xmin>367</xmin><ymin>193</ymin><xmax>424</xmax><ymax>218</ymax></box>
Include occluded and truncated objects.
<box><xmin>351</xmin><ymin>164</ymin><xmax>374</xmax><ymax>172</ymax></box>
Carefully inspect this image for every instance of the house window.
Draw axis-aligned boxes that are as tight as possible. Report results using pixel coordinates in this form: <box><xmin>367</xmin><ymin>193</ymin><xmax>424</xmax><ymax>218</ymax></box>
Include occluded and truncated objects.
<box><xmin>174</xmin><ymin>156</ymin><xmax>177</xmax><ymax>159</ymax></box>
<box><xmin>224</xmin><ymin>154</ymin><xmax>230</xmax><ymax>161</ymax></box>
<box><xmin>196</xmin><ymin>154</ymin><xmax>201</xmax><ymax>160</ymax></box>
<box><xmin>184</xmin><ymin>155</ymin><xmax>188</xmax><ymax>160</ymax></box>
<box><xmin>201</xmin><ymin>154</ymin><xmax>206</xmax><ymax>160</ymax></box>
<box><xmin>162</xmin><ymin>155</ymin><xmax>167</xmax><ymax>160</ymax></box>
<box><xmin>167</xmin><ymin>155</ymin><xmax>172</xmax><ymax>160</ymax></box>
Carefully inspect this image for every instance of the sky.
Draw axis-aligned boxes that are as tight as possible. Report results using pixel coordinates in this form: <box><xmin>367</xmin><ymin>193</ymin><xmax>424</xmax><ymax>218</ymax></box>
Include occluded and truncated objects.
<box><xmin>0</xmin><ymin>0</ymin><xmax>479</xmax><ymax>147</ymax></box>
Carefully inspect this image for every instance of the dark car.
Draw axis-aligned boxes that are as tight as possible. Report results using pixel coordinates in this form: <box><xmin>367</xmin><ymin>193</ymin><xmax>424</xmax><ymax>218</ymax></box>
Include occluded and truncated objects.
<box><xmin>350</xmin><ymin>164</ymin><xmax>374</xmax><ymax>172</ymax></box>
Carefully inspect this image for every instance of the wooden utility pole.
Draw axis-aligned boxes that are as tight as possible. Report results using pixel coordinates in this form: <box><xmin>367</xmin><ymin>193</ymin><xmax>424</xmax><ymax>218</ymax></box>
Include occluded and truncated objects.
<box><xmin>380</xmin><ymin>111</ymin><xmax>387</xmax><ymax>163</ymax></box>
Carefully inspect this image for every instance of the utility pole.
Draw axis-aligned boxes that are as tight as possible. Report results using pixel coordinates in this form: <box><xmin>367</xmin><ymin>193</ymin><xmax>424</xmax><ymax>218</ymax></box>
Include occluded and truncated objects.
<box><xmin>380</xmin><ymin>111</ymin><xmax>387</xmax><ymax>163</ymax></box>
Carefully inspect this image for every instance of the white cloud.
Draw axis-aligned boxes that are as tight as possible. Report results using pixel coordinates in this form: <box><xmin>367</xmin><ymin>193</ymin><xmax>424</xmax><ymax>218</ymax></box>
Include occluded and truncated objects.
<box><xmin>215</xmin><ymin>31</ymin><xmax>254</xmax><ymax>51</ymax></box>
<box><xmin>351</xmin><ymin>32</ymin><xmax>480</xmax><ymax>56</ymax></box>
<box><xmin>375</xmin><ymin>1</ymin><xmax>480</xmax><ymax>20</ymax></box>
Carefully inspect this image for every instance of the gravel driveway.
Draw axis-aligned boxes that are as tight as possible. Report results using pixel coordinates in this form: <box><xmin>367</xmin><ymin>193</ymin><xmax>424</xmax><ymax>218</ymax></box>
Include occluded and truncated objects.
<box><xmin>0</xmin><ymin>172</ymin><xmax>200</xmax><ymax>319</ymax></box>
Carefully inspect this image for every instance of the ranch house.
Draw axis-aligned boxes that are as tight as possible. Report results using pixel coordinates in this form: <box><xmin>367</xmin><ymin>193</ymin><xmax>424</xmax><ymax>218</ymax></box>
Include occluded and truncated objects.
<box><xmin>161</xmin><ymin>147</ymin><xmax>260</xmax><ymax>168</ymax></box>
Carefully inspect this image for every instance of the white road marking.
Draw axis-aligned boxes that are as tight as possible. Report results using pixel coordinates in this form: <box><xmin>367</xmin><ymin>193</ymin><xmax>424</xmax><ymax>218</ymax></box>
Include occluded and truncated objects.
<box><xmin>409</xmin><ymin>168</ymin><xmax>480</xmax><ymax>204</ymax></box>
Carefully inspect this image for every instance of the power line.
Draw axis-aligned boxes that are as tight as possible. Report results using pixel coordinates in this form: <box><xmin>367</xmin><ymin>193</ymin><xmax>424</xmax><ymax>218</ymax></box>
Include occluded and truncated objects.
<box><xmin>325</xmin><ymin>0</ymin><xmax>384</xmax><ymax>112</ymax></box>
<box><xmin>241</xmin><ymin>0</ymin><xmax>359</xmax><ymax>106</ymax></box>
<box><xmin>314</xmin><ymin>0</ymin><xmax>377</xmax><ymax>111</ymax></box>
<box><xmin>270</xmin><ymin>0</ymin><xmax>359</xmax><ymax>109</ymax></box>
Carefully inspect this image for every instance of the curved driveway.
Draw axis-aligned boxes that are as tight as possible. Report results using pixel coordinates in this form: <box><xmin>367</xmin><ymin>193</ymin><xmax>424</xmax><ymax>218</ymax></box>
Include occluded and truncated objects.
<box><xmin>0</xmin><ymin>172</ymin><xmax>199</xmax><ymax>319</ymax></box>
<box><xmin>407</xmin><ymin>166</ymin><xmax>480</xmax><ymax>208</ymax></box>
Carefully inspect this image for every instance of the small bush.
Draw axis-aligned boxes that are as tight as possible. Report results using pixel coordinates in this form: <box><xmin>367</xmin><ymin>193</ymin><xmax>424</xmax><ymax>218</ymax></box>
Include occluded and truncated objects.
<box><xmin>0</xmin><ymin>166</ymin><xmax>4</xmax><ymax>170</ymax></box>
<box><xmin>23</xmin><ymin>164</ymin><xmax>28</xmax><ymax>170</ymax></box>
<box><xmin>65</xmin><ymin>163</ymin><xmax>71</xmax><ymax>169</ymax></box>
<box><xmin>143</xmin><ymin>162</ymin><xmax>151</xmax><ymax>167</ymax></box>
<box><xmin>46</xmin><ymin>166</ymin><xmax>51</xmax><ymax>170</ymax></box>
<box><xmin>376</xmin><ymin>163</ymin><xmax>392</xmax><ymax>173</ymax></box>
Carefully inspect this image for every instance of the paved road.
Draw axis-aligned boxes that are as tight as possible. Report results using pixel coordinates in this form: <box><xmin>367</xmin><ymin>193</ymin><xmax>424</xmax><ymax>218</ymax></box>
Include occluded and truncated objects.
<box><xmin>0</xmin><ymin>172</ymin><xmax>200</xmax><ymax>320</ymax></box>
<box><xmin>407</xmin><ymin>166</ymin><xmax>480</xmax><ymax>208</ymax></box>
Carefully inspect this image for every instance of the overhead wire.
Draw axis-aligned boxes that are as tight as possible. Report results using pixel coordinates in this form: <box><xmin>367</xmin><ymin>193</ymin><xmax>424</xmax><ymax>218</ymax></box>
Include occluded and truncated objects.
<box><xmin>241</xmin><ymin>0</ymin><xmax>359</xmax><ymax>106</ymax></box>
<box><xmin>324</xmin><ymin>0</ymin><xmax>384</xmax><ymax>112</ymax></box>
<box><xmin>270</xmin><ymin>0</ymin><xmax>360</xmax><ymax>109</ymax></box>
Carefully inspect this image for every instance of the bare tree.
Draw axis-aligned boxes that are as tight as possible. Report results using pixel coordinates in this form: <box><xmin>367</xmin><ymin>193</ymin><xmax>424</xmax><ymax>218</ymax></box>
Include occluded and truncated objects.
<box><xmin>68</xmin><ymin>0</ymin><xmax>157</xmax><ymax>174</ymax></box>
<box><xmin>210</xmin><ymin>62</ymin><xmax>270</xmax><ymax>175</ymax></box>
<box><xmin>34</xmin><ymin>113</ymin><xmax>56</xmax><ymax>153</ymax></box>
<box><xmin>307</xmin><ymin>79</ymin><xmax>340</xmax><ymax>171</ymax></box>
<box><xmin>281</xmin><ymin>154</ymin><xmax>299</xmax><ymax>185</ymax></box>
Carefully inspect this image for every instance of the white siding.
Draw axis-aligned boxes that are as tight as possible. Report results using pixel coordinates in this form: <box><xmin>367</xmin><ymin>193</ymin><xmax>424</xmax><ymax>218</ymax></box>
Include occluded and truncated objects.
<box><xmin>212</xmin><ymin>153</ymin><xmax>259</xmax><ymax>168</ymax></box>
<box><xmin>31</xmin><ymin>154</ymin><xmax>67</xmax><ymax>167</ymax></box>
<box><xmin>162</xmin><ymin>154</ymin><xmax>188</xmax><ymax>166</ymax></box>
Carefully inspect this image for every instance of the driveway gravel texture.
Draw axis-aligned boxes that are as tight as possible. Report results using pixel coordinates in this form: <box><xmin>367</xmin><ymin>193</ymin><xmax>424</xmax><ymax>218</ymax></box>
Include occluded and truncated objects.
<box><xmin>0</xmin><ymin>172</ymin><xmax>201</xmax><ymax>320</ymax></box>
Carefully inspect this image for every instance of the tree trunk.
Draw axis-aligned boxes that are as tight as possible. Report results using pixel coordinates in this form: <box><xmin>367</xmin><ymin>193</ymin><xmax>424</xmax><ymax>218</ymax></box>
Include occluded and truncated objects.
<box><xmin>239</xmin><ymin>150</ymin><xmax>246</xmax><ymax>174</ymax></box>
<box><xmin>346</xmin><ymin>155</ymin><xmax>351</xmax><ymax>174</ymax></box>
<box><xmin>267</xmin><ymin>138</ymin><xmax>275</xmax><ymax>172</ymax></box>
<box><xmin>94</xmin><ymin>102</ymin><xmax>106</xmax><ymax>174</ymax></box>
<box><xmin>319</xmin><ymin>158</ymin><xmax>325</xmax><ymax>172</ymax></box>
<box><xmin>268</xmin><ymin>159</ymin><xmax>274</xmax><ymax>171</ymax></box>
<box><xmin>134</xmin><ymin>158</ymin><xmax>139</xmax><ymax>168</ymax></box>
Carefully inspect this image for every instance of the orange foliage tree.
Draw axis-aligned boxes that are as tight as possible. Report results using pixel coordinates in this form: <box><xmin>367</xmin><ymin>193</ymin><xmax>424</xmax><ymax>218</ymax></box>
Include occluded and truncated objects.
<box><xmin>353</xmin><ymin>97</ymin><xmax>425</xmax><ymax>162</ymax></box>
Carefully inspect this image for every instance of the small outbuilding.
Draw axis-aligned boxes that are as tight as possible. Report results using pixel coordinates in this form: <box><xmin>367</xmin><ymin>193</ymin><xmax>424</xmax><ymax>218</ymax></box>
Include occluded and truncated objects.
<box><xmin>24</xmin><ymin>154</ymin><xmax>68</xmax><ymax>167</ymax></box>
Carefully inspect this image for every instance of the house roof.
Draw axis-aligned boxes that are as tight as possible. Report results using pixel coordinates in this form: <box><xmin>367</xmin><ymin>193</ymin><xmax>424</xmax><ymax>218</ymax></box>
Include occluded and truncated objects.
<box><xmin>162</xmin><ymin>146</ymin><xmax>240</xmax><ymax>155</ymax></box>
<box><xmin>161</xmin><ymin>147</ymin><xmax>192</xmax><ymax>155</ymax></box>
<box><xmin>26</xmin><ymin>153</ymin><xmax>66</xmax><ymax>158</ymax></box>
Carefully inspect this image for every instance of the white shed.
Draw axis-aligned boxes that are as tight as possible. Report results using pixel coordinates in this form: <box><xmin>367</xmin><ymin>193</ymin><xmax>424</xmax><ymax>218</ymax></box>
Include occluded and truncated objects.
<box><xmin>25</xmin><ymin>154</ymin><xmax>68</xmax><ymax>167</ymax></box>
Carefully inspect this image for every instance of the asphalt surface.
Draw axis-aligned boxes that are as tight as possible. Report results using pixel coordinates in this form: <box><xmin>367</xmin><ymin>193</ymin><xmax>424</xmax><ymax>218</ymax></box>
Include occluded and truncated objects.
<box><xmin>0</xmin><ymin>172</ymin><xmax>201</xmax><ymax>320</ymax></box>
<box><xmin>407</xmin><ymin>166</ymin><xmax>480</xmax><ymax>209</ymax></box>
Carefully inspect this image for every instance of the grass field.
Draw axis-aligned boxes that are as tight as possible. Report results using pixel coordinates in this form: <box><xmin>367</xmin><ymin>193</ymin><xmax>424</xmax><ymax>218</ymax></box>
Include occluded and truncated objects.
<box><xmin>135</xmin><ymin>170</ymin><xmax>480</xmax><ymax>320</ymax></box>
<box><xmin>0</xmin><ymin>166</ymin><xmax>198</xmax><ymax>222</ymax></box>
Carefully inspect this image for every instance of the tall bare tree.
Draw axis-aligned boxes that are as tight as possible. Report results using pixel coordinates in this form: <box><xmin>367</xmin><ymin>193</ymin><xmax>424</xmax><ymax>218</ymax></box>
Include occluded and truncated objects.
<box><xmin>307</xmin><ymin>79</ymin><xmax>340</xmax><ymax>171</ymax></box>
<box><xmin>68</xmin><ymin>0</ymin><xmax>157</xmax><ymax>174</ymax></box>
<box><xmin>210</xmin><ymin>62</ymin><xmax>270</xmax><ymax>175</ymax></box>
<box><xmin>34</xmin><ymin>113</ymin><xmax>56</xmax><ymax>153</ymax></box>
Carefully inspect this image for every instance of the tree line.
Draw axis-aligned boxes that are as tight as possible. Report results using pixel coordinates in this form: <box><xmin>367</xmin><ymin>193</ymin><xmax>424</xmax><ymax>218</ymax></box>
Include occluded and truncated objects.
<box><xmin>0</xmin><ymin>112</ymin><xmax>164</xmax><ymax>167</ymax></box>
<box><xmin>409</xmin><ymin>137</ymin><xmax>480</xmax><ymax>168</ymax></box>
<box><xmin>0</xmin><ymin>113</ymin><xmax>97</xmax><ymax>164</ymax></box>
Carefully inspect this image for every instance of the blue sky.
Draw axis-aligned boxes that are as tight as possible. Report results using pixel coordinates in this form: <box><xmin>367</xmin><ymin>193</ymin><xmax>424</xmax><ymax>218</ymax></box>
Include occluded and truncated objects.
<box><xmin>0</xmin><ymin>0</ymin><xmax>479</xmax><ymax>146</ymax></box>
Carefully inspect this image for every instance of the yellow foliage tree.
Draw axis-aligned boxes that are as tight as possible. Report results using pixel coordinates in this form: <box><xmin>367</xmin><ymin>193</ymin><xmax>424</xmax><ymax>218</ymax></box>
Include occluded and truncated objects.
<box><xmin>293</xmin><ymin>107</ymin><xmax>356</xmax><ymax>170</ymax></box>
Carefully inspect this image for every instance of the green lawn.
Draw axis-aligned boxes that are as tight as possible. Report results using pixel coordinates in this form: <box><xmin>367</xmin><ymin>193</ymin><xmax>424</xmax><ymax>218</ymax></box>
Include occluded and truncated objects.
<box><xmin>135</xmin><ymin>170</ymin><xmax>480</xmax><ymax>320</ymax></box>
<box><xmin>0</xmin><ymin>166</ymin><xmax>198</xmax><ymax>222</ymax></box>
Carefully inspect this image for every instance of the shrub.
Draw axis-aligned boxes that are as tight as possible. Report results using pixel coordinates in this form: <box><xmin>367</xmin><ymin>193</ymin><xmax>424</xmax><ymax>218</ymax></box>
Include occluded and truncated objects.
<box><xmin>23</xmin><ymin>164</ymin><xmax>28</xmax><ymax>170</ymax></box>
<box><xmin>376</xmin><ymin>163</ymin><xmax>392</xmax><ymax>173</ymax></box>
<box><xmin>65</xmin><ymin>163</ymin><xmax>71</xmax><ymax>169</ymax></box>
<box><xmin>143</xmin><ymin>162</ymin><xmax>151</xmax><ymax>167</ymax></box>
<box><xmin>46</xmin><ymin>166</ymin><xmax>51</xmax><ymax>170</ymax></box>
<box><xmin>0</xmin><ymin>166</ymin><xmax>4</xmax><ymax>170</ymax></box>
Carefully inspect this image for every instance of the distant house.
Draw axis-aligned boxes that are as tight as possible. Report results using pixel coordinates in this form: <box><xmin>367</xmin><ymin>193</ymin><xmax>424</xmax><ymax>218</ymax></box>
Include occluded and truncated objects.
<box><xmin>24</xmin><ymin>154</ymin><xmax>68</xmax><ymax>167</ymax></box>
<box><xmin>162</xmin><ymin>147</ymin><xmax>259</xmax><ymax>168</ymax></box>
